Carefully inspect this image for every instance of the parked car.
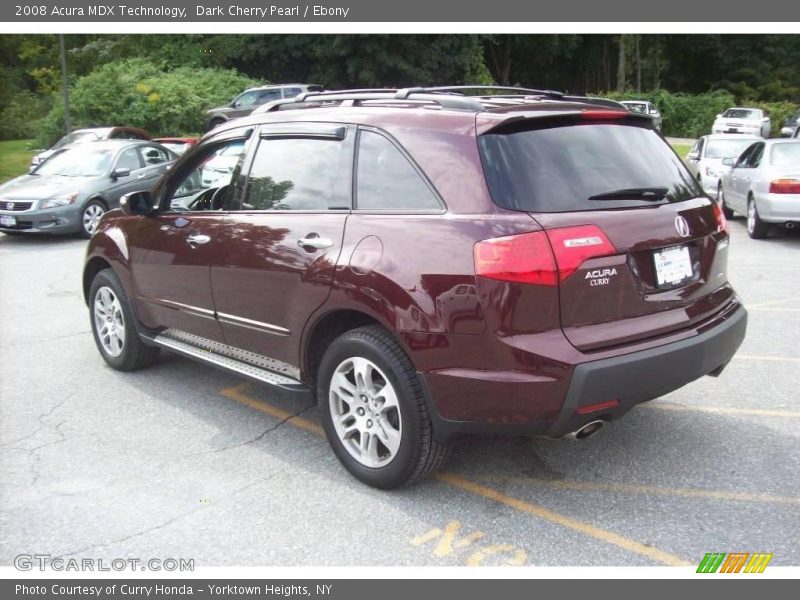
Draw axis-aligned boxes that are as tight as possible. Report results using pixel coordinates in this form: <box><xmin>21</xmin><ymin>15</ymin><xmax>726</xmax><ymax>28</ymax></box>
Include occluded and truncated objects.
<box><xmin>1</xmin><ymin>140</ymin><xmax>174</xmax><ymax>238</ymax></box>
<box><xmin>30</xmin><ymin>126</ymin><xmax>151</xmax><ymax>169</ymax></box>
<box><xmin>152</xmin><ymin>137</ymin><xmax>198</xmax><ymax>156</ymax></box>
<box><xmin>711</xmin><ymin>108</ymin><xmax>771</xmax><ymax>139</ymax></box>
<box><xmin>717</xmin><ymin>139</ymin><xmax>800</xmax><ymax>238</ymax></box>
<box><xmin>83</xmin><ymin>87</ymin><xmax>746</xmax><ymax>489</ymax></box>
<box><xmin>204</xmin><ymin>84</ymin><xmax>323</xmax><ymax>131</ymax></box>
<box><xmin>782</xmin><ymin>110</ymin><xmax>800</xmax><ymax>137</ymax></box>
<box><xmin>620</xmin><ymin>100</ymin><xmax>662</xmax><ymax>131</ymax></box>
<box><xmin>200</xmin><ymin>140</ymin><xmax>246</xmax><ymax>187</ymax></box>
<box><xmin>685</xmin><ymin>134</ymin><xmax>761</xmax><ymax>196</ymax></box>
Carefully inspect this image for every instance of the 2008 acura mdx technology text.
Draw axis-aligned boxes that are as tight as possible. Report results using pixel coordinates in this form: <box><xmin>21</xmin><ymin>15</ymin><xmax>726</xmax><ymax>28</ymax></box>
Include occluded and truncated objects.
<box><xmin>83</xmin><ymin>86</ymin><xmax>748</xmax><ymax>489</ymax></box>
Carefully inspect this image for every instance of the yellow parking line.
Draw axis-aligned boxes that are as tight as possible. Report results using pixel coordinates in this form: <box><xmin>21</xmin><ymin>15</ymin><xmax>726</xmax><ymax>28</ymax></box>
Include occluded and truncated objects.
<box><xmin>476</xmin><ymin>476</ymin><xmax>800</xmax><ymax>506</ymax></box>
<box><xmin>220</xmin><ymin>383</ymin><xmax>324</xmax><ymax>436</ymax></box>
<box><xmin>435</xmin><ymin>473</ymin><xmax>690</xmax><ymax>566</ymax></box>
<box><xmin>641</xmin><ymin>402</ymin><xmax>800</xmax><ymax>419</ymax></box>
<box><xmin>734</xmin><ymin>354</ymin><xmax>800</xmax><ymax>363</ymax></box>
<box><xmin>220</xmin><ymin>382</ymin><xmax>690</xmax><ymax>567</ymax></box>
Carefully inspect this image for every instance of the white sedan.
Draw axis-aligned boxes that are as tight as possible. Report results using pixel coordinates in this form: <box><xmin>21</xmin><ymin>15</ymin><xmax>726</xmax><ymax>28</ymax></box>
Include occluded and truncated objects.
<box><xmin>712</xmin><ymin>107</ymin><xmax>771</xmax><ymax>139</ymax></box>
<box><xmin>718</xmin><ymin>139</ymin><xmax>800</xmax><ymax>239</ymax></box>
<box><xmin>685</xmin><ymin>134</ymin><xmax>761</xmax><ymax>196</ymax></box>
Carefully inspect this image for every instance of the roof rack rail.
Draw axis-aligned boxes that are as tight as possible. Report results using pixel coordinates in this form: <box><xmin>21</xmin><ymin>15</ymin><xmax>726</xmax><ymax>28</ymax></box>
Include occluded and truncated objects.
<box><xmin>261</xmin><ymin>88</ymin><xmax>486</xmax><ymax>112</ymax></box>
<box><xmin>420</xmin><ymin>85</ymin><xmax>565</xmax><ymax>98</ymax></box>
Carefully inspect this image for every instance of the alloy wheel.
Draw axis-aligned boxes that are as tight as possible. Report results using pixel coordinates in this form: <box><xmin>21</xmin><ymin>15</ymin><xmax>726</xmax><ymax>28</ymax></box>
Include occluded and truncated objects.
<box><xmin>328</xmin><ymin>356</ymin><xmax>402</xmax><ymax>468</ymax></box>
<box><xmin>93</xmin><ymin>286</ymin><xmax>126</xmax><ymax>357</ymax></box>
<box><xmin>83</xmin><ymin>204</ymin><xmax>105</xmax><ymax>235</ymax></box>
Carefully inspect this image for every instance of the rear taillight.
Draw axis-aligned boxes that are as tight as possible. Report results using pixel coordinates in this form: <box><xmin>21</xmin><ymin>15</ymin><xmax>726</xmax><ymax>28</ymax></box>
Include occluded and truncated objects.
<box><xmin>474</xmin><ymin>225</ymin><xmax>616</xmax><ymax>286</ymax></box>
<box><xmin>769</xmin><ymin>179</ymin><xmax>800</xmax><ymax>194</ymax></box>
<box><xmin>474</xmin><ymin>231</ymin><xmax>558</xmax><ymax>286</ymax></box>
<box><xmin>545</xmin><ymin>225</ymin><xmax>617</xmax><ymax>282</ymax></box>
<box><xmin>712</xmin><ymin>202</ymin><xmax>728</xmax><ymax>233</ymax></box>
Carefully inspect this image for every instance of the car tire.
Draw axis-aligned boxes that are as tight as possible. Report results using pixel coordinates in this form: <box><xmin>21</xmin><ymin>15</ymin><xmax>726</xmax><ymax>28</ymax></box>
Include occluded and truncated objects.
<box><xmin>318</xmin><ymin>325</ymin><xmax>449</xmax><ymax>489</ymax></box>
<box><xmin>79</xmin><ymin>199</ymin><xmax>107</xmax><ymax>239</ymax></box>
<box><xmin>89</xmin><ymin>268</ymin><xmax>160</xmax><ymax>371</ymax></box>
<box><xmin>747</xmin><ymin>196</ymin><xmax>770</xmax><ymax>239</ymax></box>
<box><xmin>718</xmin><ymin>184</ymin><xmax>735</xmax><ymax>219</ymax></box>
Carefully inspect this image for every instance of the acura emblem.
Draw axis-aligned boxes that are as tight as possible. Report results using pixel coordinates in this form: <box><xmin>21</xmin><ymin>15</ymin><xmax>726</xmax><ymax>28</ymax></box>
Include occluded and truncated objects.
<box><xmin>675</xmin><ymin>215</ymin><xmax>690</xmax><ymax>238</ymax></box>
<box><xmin>6</xmin><ymin>202</ymin><xmax>13</xmax><ymax>210</ymax></box>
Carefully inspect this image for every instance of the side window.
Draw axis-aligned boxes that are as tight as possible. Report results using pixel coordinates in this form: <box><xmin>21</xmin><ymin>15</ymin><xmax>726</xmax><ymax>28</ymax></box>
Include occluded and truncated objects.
<box><xmin>749</xmin><ymin>143</ymin><xmax>765</xmax><ymax>168</ymax></box>
<box><xmin>735</xmin><ymin>144</ymin><xmax>756</xmax><ymax>168</ymax></box>
<box><xmin>109</xmin><ymin>130</ymin><xmax>126</xmax><ymax>140</ymax></box>
<box><xmin>258</xmin><ymin>89</ymin><xmax>282</xmax><ymax>104</ymax></box>
<box><xmin>239</xmin><ymin>136</ymin><xmax>350</xmax><ymax>211</ymax></box>
<box><xmin>355</xmin><ymin>130</ymin><xmax>441</xmax><ymax>211</ymax></box>
<box><xmin>139</xmin><ymin>145</ymin><xmax>170</xmax><ymax>165</ymax></box>
<box><xmin>114</xmin><ymin>147</ymin><xmax>142</xmax><ymax>172</ymax></box>
<box><xmin>233</xmin><ymin>91</ymin><xmax>260</xmax><ymax>108</ymax></box>
<box><xmin>282</xmin><ymin>87</ymin><xmax>302</xmax><ymax>98</ymax></box>
<box><xmin>166</xmin><ymin>138</ymin><xmax>249</xmax><ymax>211</ymax></box>
<box><xmin>695</xmin><ymin>138</ymin><xmax>704</xmax><ymax>156</ymax></box>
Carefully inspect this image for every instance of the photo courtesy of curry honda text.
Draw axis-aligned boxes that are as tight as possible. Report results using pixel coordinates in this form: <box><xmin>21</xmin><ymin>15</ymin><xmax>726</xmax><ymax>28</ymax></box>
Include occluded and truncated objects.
<box><xmin>82</xmin><ymin>87</ymin><xmax>748</xmax><ymax>489</ymax></box>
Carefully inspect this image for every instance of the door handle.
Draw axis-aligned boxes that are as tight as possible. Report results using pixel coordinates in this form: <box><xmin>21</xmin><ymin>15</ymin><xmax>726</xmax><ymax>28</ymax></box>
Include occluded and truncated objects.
<box><xmin>187</xmin><ymin>233</ymin><xmax>211</xmax><ymax>246</ymax></box>
<box><xmin>137</xmin><ymin>173</ymin><xmax>146</xmax><ymax>179</ymax></box>
<box><xmin>297</xmin><ymin>235</ymin><xmax>333</xmax><ymax>250</ymax></box>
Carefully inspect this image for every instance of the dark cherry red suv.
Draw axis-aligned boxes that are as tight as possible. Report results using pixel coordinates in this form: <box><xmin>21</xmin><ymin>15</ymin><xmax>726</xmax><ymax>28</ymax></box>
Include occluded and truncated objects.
<box><xmin>83</xmin><ymin>86</ymin><xmax>747</xmax><ymax>488</ymax></box>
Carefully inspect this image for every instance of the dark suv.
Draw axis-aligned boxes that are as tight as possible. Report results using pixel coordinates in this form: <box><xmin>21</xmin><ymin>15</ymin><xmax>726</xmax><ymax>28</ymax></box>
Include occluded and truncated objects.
<box><xmin>204</xmin><ymin>83</ymin><xmax>323</xmax><ymax>131</ymax></box>
<box><xmin>83</xmin><ymin>86</ymin><xmax>747</xmax><ymax>489</ymax></box>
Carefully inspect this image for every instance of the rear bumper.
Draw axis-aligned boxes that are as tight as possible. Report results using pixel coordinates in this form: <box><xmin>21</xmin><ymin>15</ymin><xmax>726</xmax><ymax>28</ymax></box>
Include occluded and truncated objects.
<box><xmin>756</xmin><ymin>193</ymin><xmax>800</xmax><ymax>223</ymax></box>
<box><xmin>423</xmin><ymin>304</ymin><xmax>747</xmax><ymax>442</ymax></box>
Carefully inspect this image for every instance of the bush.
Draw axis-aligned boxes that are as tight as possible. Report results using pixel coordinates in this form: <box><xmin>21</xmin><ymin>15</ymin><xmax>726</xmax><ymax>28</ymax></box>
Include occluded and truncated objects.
<box><xmin>0</xmin><ymin>91</ymin><xmax>52</xmax><ymax>140</ymax></box>
<box><xmin>36</xmin><ymin>58</ymin><xmax>261</xmax><ymax>147</ymax></box>
<box><xmin>598</xmin><ymin>89</ymin><xmax>799</xmax><ymax>138</ymax></box>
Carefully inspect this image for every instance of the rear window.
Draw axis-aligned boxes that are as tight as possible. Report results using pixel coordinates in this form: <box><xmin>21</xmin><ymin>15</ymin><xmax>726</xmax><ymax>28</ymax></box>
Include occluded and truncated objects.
<box><xmin>722</xmin><ymin>109</ymin><xmax>758</xmax><ymax>120</ymax></box>
<box><xmin>770</xmin><ymin>143</ymin><xmax>800</xmax><ymax>167</ymax></box>
<box><xmin>478</xmin><ymin>122</ymin><xmax>701</xmax><ymax>213</ymax></box>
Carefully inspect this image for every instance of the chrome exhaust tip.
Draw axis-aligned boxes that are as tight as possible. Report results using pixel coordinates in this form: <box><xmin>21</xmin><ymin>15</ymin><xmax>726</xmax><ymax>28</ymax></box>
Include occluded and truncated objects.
<box><xmin>565</xmin><ymin>420</ymin><xmax>605</xmax><ymax>440</ymax></box>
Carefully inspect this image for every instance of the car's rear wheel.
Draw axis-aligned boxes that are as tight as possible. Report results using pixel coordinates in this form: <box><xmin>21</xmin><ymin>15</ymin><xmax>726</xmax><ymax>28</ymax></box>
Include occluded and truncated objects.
<box><xmin>747</xmin><ymin>196</ymin><xmax>770</xmax><ymax>239</ymax></box>
<box><xmin>89</xmin><ymin>269</ymin><xmax>160</xmax><ymax>371</ymax></box>
<box><xmin>208</xmin><ymin>117</ymin><xmax>226</xmax><ymax>131</ymax></box>
<box><xmin>318</xmin><ymin>325</ymin><xmax>449</xmax><ymax>489</ymax></box>
<box><xmin>80</xmin><ymin>199</ymin><xmax>106</xmax><ymax>239</ymax></box>
<box><xmin>717</xmin><ymin>183</ymin><xmax>735</xmax><ymax>219</ymax></box>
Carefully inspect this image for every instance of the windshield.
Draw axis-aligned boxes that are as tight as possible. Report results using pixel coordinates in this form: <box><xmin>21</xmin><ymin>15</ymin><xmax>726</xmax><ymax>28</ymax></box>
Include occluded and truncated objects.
<box><xmin>35</xmin><ymin>147</ymin><xmax>113</xmax><ymax>177</ymax></box>
<box><xmin>770</xmin><ymin>143</ymin><xmax>800</xmax><ymax>168</ymax></box>
<box><xmin>52</xmin><ymin>131</ymin><xmax>101</xmax><ymax>149</ymax></box>
<box><xmin>722</xmin><ymin>109</ymin><xmax>758</xmax><ymax>120</ymax></box>
<box><xmin>705</xmin><ymin>139</ymin><xmax>758</xmax><ymax>159</ymax></box>
<box><xmin>478</xmin><ymin>122</ymin><xmax>701</xmax><ymax>212</ymax></box>
<box><xmin>624</xmin><ymin>103</ymin><xmax>648</xmax><ymax>114</ymax></box>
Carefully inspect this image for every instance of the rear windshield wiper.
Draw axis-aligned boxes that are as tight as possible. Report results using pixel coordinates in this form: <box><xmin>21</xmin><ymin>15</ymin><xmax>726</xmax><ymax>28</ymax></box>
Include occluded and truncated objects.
<box><xmin>588</xmin><ymin>187</ymin><xmax>669</xmax><ymax>201</ymax></box>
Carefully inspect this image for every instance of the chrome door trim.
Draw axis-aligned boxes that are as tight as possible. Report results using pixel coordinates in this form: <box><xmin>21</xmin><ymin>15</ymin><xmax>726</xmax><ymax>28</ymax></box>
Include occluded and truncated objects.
<box><xmin>216</xmin><ymin>311</ymin><xmax>291</xmax><ymax>336</ymax></box>
<box><xmin>148</xmin><ymin>298</ymin><xmax>216</xmax><ymax>320</ymax></box>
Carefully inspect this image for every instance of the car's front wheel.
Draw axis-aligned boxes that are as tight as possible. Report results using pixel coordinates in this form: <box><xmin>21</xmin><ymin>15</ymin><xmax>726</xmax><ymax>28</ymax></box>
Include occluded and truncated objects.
<box><xmin>318</xmin><ymin>325</ymin><xmax>449</xmax><ymax>489</ymax></box>
<box><xmin>80</xmin><ymin>199</ymin><xmax>106</xmax><ymax>239</ymax></box>
<box><xmin>89</xmin><ymin>268</ymin><xmax>160</xmax><ymax>370</ymax></box>
<box><xmin>747</xmin><ymin>196</ymin><xmax>770</xmax><ymax>239</ymax></box>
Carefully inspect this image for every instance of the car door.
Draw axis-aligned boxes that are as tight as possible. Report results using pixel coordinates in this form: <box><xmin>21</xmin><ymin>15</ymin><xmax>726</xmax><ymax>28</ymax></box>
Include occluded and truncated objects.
<box><xmin>229</xmin><ymin>90</ymin><xmax>264</xmax><ymax>119</ymax></box>
<box><xmin>742</xmin><ymin>142</ymin><xmax>766</xmax><ymax>199</ymax></box>
<box><xmin>136</xmin><ymin>143</ymin><xmax>173</xmax><ymax>190</ymax></box>
<box><xmin>686</xmin><ymin>137</ymin><xmax>704</xmax><ymax>179</ymax></box>
<box><xmin>129</xmin><ymin>128</ymin><xmax>255</xmax><ymax>343</ymax></box>
<box><xmin>727</xmin><ymin>143</ymin><xmax>757</xmax><ymax>211</ymax></box>
<box><xmin>211</xmin><ymin>123</ymin><xmax>354</xmax><ymax>368</ymax></box>
<box><xmin>103</xmin><ymin>145</ymin><xmax>149</xmax><ymax>207</ymax></box>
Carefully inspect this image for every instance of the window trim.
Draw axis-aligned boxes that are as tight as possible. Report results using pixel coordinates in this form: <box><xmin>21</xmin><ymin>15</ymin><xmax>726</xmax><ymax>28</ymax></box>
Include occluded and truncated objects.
<box><xmin>352</xmin><ymin>125</ymin><xmax>447</xmax><ymax>215</ymax></box>
<box><xmin>112</xmin><ymin>144</ymin><xmax>145</xmax><ymax>172</ymax></box>
<box><xmin>231</xmin><ymin>122</ymin><xmax>355</xmax><ymax>214</ymax></box>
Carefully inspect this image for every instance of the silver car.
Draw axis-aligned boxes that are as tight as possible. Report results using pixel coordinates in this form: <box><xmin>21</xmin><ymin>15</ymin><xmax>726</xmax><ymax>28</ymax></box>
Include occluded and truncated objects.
<box><xmin>712</xmin><ymin>107</ymin><xmax>771</xmax><ymax>139</ymax></box>
<box><xmin>718</xmin><ymin>139</ymin><xmax>800</xmax><ymax>239</ymax></box>
<box><xmin>620</xmin><ymin>100</ymin><xmax>662</xmax><ymax>132</ymax></box>
<box><xmin>0</xmin><ymin>140</ymin><xmax>174</xmax><ymax>238</ymax></box>
<box><xmin>686</xmin><ymin>134</ymin><xmax>761</xmax><ymax>196</ymax></box>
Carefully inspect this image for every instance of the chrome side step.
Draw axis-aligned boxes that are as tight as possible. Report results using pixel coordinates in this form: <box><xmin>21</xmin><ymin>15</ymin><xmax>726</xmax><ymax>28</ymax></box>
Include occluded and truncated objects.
<box><xmin>141</xmin><ymin>331</ymin><xmax>310</xmax><ymax>396</ymax></box>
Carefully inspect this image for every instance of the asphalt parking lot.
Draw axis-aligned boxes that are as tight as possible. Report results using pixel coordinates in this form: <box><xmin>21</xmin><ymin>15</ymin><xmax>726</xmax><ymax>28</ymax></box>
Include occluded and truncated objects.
<box><xmin>1</xmin><ymin>219</ymin><xmax>798</xmax><ymax>569</ymax></box>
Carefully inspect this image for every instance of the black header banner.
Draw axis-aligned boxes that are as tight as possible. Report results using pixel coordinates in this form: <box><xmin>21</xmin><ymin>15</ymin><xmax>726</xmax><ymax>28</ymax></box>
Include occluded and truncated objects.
<box><xmin>2</xmin><ymin>0</ymin><xmax>800</xmax><ymax>22</ymax></box>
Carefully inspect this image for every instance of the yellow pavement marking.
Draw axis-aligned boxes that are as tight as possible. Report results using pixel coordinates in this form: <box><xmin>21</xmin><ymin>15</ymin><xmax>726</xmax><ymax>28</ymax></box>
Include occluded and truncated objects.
<box><xmin>734</xmin><ymin>354</ymin><xmax>800</xmax><ymax>363</ymax></box>
<box><xmin>435</xmin><ymin>472</ymin><xmax>691</xmax><ymax>566</ymax></box>
<box><xmin>476</xmin><ymin>476</ymin><xmax>800</xmax><ymax>506</ymax></box>
<box><xmin>219</xmin><ymin>382</ymin><xmax>690</xmax><ymax>567</ymax></box>
<box><xmin>220</xmin><ymin>382</ymin><xmax>324</xmax><ymax>436</ymax></box>
<box><xmin>641</xmin><ymin>402</ymin><xmax>800</xmax><ymax>419</ymax></box>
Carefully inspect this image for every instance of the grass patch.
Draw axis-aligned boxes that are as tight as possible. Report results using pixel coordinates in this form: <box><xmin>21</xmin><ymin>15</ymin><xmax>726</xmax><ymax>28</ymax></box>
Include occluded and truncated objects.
<box><xmin>0</xmin><ymin>139</ymin><xmax>35</xmax><ymax>184</ymax></box>
<box><xmin>671</xmin><ymin>143</ymin><xmax>692</xmax><ymax>160</ymax></box>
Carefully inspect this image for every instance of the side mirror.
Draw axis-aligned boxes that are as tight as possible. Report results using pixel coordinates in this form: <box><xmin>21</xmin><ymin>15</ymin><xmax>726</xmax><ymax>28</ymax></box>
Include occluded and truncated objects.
<box><xmin>120</xmin><ymin>191</ymin><xmax>154</xmax><ymax>216</ymax></box>
<box><xmin>687</xmin><ymin>152</ymin><xmax>699</xmax><ymax>161</ymax></box>
<box><xmin>111</xmin><ymin>167</ymin><xmax>131</xmax><ymax>180</ymax></box>
<box><xmin>649</xmin><ymin>109</ymin><xmax>658</xmax><ymax>115</ymax></box>
<box><xmin>716</xmin><ymin>113</ymin><xmax>722</xmax><ymax>119</ymax></box>
<box><xmin>722</xmin><ymin>157</ymin><xmax>735</xmax><ymax>167</ymax></box>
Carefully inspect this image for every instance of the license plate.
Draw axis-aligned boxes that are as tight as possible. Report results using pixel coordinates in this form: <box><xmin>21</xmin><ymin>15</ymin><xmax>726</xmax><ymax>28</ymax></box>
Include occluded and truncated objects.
<box><xmin>653</xmin><ymin>245</ymin><xmax>694</xmax><ymax>286</ymax></box>
<box><xmin>726</xmin><ymin>128</ymin><xmax>739</xmax><ymax>133</ymax></box>
<box><xmin>0</xmin><ymin>215</ymin><xmax>16</xmax><ymax>227</ymax></box>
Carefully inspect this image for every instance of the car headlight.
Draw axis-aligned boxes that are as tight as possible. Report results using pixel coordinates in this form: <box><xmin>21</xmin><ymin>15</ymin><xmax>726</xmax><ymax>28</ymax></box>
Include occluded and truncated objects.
<box><xmin>40</xmin><ymin>192</ymin><xmax>79</xmax><ymax>209</ymax></box>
